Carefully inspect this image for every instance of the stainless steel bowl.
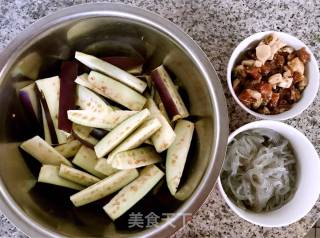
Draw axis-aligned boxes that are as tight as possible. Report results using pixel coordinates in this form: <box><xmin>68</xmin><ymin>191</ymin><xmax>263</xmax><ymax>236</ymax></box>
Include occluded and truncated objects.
<box><xmin>0</xmin><ymin>3</ymin><xmax>228</xmax><ymax>237</ymax></box>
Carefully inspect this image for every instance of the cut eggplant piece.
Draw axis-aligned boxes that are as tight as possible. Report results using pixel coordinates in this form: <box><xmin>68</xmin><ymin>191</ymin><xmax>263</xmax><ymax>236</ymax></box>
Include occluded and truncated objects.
<box><xmin>72</xmin><ymin>146</ymin><xmax>106</xmax><ymax>179</ymax></box>
<box><xmin>76</xmin><ymin>85</ymin><xmax>113</xmax><ymax>113</ymax></box>
<box><xmin>41</xmin><ymin>105</ymin><xmax>52</xmax><ymax>144</ymax></box>
<box><xmin>146</xmin><ymin>98</ymin><xmax>176</xmax><ymax>153</ymax></box>
<box><xmin>126</xmin><ymin>64</ymin><xmax>143</xmax><ymax>75</ymax></box>
<box><xmin>75</xmin><ymin>74</ymin><xmax>112</xmax><ymax>105</ymax></box>
<box><xmin>103</xmin><ymin>165</ymin><xmax>164</xmax><ymax>220</ymax></box>
<box><xmin>74</xmin><ymin>73</ymin><xmax>91</xmax><ymax>88</ymax></box>
<box><xmin>94</xmin><ymin>109</ymin><xmax>150</xmax><ymax>158</ymax></box>
<box><xmin>158</xmin><ymin>102</ymin><xmax>171</xmax><ymax>124</ymax></box>
<box><xmin>38</xmin><ymin>90</ymin><xmax>58</xmax><ymax>145</ymax></box>
<box><xmin>72</xmin><ymin>124</ymin><xmax>98</xmax><ymax>148</ymax></box>
<box><xmin>75</xmin><ymin>51</ymin><xmax>147</xmax><ymax>93</ymax></box>
<box><xmin>111</xmin><ymin>147</ymin><xmax>162</xmax><ymax>169</ymax></box>
<box><xmin>100</xmin><ymin>56</ymin><xmax>144</xmax><ymax>70</ymax></box>
<box><xmin>166</xmin><ymin>120</ymin><xmax>194</xmax><ymax>196</ymax></box>
<box><xmin>137</xmin><ymin>75</ymin><xmax>152</xmax><ymax>90</ymax></box>
<box><xmin>36</xmin><ymin>76</ymin><xmax>69</xmax><ymax>144</ymax></box>
<box><xmin>70</xmin><ymin>169</ymin><xmax>139</xmax><ymax>207</ymax></box>
<box><xmin>54</xmin><ymin>139</ymin><xmax>82</xmax><ymax>158</ymax></box>
<box><xmin>20</xmin><ymin>136</ymin><xmax>72</xmax><ymax>166</ymax></box>
<box><xmin>87</xmin><ymin>71</ymin><xmax>146</xmax><ymax>111</ymax></box>
<box><xmin>144</xmin><ymin>138</ymin><xmax>153</xmax><ymax>145</ymax></box>
<box><xmin>58</xmin><ymin>61</ymin><xmax>78</xmax><ymax>132</ymax></box>
<box><xmin>19</xmin><ymin>83</ymin><xmax>40</xmax><ymax>120</ymax></box>
<box><xmin>11</xmin><ymin>52</ymin><xmax>41</xmax><ymax>80</ymax></box>
<box><xmin>14</xmin><ymin>80</ymin><xmax>34</xmax><ymax>92</ymax></box>
<box><xmin>67</xmin><ymin>110</ymin><xmax>136</xmax><ymax>130</ymax></box>
<box><xmin>72</xmin><ymin>123</ymin><xmax>92</xmax><ymax>137</ymax></box>
<box><xmin>59</xmin><ymin>164</ymin><xmax>100</xmax><ymax>187</ymax></box>
<box><xmin>38</xmin><ymin>165</ymin><xmax>84</xmax><ymax>190</ymax></box>
<box><xmin>151</xmin><ymin>65</ymin><xmax>189</xmax><ymax>121</ymax></box>
<box><xmin>72</xmin><ymin>132</ymin><xmax>97</xmax><ymax>149</ymax></box>
<box><xmin>107</xmin><ymin>118</ymin><xmax>161</xmax><ymax>163</ymax></box>
<box><xmin>94</xmin><ymin>158</ymin><xmax>119</xmax><ymax>176</ymax></box>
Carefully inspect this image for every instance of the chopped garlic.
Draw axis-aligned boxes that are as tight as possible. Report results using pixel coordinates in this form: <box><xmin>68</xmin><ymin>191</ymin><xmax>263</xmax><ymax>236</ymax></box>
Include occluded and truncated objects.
<box><xmin>268</xmin><ymin>72</ymin><xmax>293</xmax><ymax>89</ymax></box>
<box><xmin>268</xmin><ymin>40</ymin><xmax>287</xmax><ymax>60</ymax></box>
<box><xmin>256</xmin><ymin>44</ymin><xmax>271</xmax><ymax>64</ymax></box>
<box><xmin>288</xmin><ymin>57</ymin><xmax>304</xmax><ymax>74</ymax></box>
<box><xmin>247</xmin><ymin>89</ymin><xmax>262</xmax><ymax>100</ymax></box>
<box><xmin>278</xmin><ymin>77</ymin><xmax>293</xmax><ymax>88</ymax></box>
<box><xmin>268</xmin><ymin>73</ymin><xmax>283</xmax><ymax>85</ymax></box>
<box><xmin>256</xmin><ymin>34</ymin><xmax>286</xmax><ymax>62</ymax></box>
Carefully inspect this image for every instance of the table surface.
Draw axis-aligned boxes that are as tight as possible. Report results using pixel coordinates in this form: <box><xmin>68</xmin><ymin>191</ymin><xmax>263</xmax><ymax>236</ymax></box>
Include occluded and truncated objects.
<box><xmin>0</xmin><ymin>0</ymin><xmax>319</xmax><ymax>237</ymax></box>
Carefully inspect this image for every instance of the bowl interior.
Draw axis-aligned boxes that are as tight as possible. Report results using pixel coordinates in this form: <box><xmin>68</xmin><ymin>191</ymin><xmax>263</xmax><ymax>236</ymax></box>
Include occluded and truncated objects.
<box><xmin>227</xmin><ymin>31</ymin><xmax>319</xmax><ymax>120</ymax></box>
<box><xmin>0</xmin><ymin>11</ymin><xmax>221</xmax><ymax>238</ymax></box>
<box><xmin>218</xmin><ymin>120</ymin><xmax>320</xmax><ymax>227</ymax></box>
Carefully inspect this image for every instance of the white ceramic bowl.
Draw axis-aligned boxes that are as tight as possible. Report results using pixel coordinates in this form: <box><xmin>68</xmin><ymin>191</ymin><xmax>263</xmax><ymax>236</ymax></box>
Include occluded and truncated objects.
<box><xmin>217</xmin><ymin>120</ymin><xmax>320</xmax><ymax>227</ymax></box>
<box><xmin>227</xmin><ymin>31</ymin><xmax>319</xmax><ymax>120</ymax></box>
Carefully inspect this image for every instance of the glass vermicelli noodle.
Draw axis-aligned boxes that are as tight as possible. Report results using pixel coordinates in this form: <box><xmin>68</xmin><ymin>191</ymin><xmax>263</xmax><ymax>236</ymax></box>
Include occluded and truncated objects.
<box><xmin>221</xmin><ymin>128</ymin><xmax>297</xmax><ymax>212</ymax></box>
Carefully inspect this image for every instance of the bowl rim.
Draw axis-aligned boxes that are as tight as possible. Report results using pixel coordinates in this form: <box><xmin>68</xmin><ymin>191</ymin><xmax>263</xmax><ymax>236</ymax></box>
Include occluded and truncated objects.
<box><xmin>226</xmin><ymin>31</ymin><xmax>320</xmax><ymax>120</ymax></box>
<box><xmin>217</xmin><ymin>120</ymin><xmax>320</xmax><ymax>227</ymax></box>
<box><xmin>0</xmin><ymin>3</ymin><xmax>229</xmax><ymax>238</ymax></box>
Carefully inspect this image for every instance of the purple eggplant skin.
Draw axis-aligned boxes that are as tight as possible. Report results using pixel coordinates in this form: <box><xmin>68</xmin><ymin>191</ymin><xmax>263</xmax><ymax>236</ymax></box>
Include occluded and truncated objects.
<box><xmin>151</xmin><ymin>69</ymin><xmax>179</xmax><ymax>120</ymax></box>
<box><xmin>19</xmin><ymin>91</ymin><xmax>39</xmax><ymax>127</ymax></box>
<box><xmin>35</xmin><ymin>86</ymin><xmax>58</xmax><ymax>144</ymax></box>
<box><xmin>90</xmin><ymin>128</ymin><xmax>108</xmax><ymax>140</ymax></box>
<box><xmin>151</xmin><ymin>66</ymin><xmax>189</xmax><ymax>121</ymax></box>
<box><xmin>19</xmin><ymin>90</ymin><xmax>42</xmax><ymax>137</ymax></box>
<box><xmin>100</xmin><ymin>56</ymin><xmax>144</xmax><ymax>70</ymax></box>
<box><xmin>58</xmin><ymin>61</ymin><xmax>78</xmax><ymax>133</ymax></box>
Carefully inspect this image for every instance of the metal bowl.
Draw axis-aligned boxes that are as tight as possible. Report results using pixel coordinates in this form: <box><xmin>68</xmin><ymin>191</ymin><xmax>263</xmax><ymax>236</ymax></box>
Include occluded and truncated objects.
<box><xmin>0</xmin><ymin>3</ymin><xmax>228</xmax><ymax>237</ymax></box>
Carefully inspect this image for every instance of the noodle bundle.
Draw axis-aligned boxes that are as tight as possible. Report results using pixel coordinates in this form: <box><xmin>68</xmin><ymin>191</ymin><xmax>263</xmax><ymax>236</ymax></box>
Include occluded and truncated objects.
<box><xmin>221</xmin><ymin>129</ymin><xmax>296</xmax><ymax>212</ymax></box>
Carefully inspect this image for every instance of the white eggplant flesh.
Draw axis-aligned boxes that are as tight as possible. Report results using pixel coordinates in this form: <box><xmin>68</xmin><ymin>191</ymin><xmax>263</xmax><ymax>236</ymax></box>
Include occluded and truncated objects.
<box><xmin>20</xmin><ymin>136</ymin><xmax>72</xmax><ymax>166</ymax></box>
<box><xmin>67</xmin><ymin>110</ymin><xmax>136</xmax><ymax>130</ymax></box>
<box><xmin>59</xmin><ymin>164</ymin><xmax>100</xmax><ymax>187</ymax></box>
<box><xmin>72</xmin><ymin>123</ymin><xmax>92</xmax><ymax>137</ymax></box>
<box><xmin>75</xmin><ymin>73</ymin><xmax>110</xmax><ymax>100</ymax></box>
<box><xmin>36</xmin><ymin>76</ymin><xmax>69</xmax><ymax>143</ymax></box>
<box><xmin>76</xmin><ymin>85</ymin><xmax>113</xmax><ymax>113</ymax></box>
<box><xmin>72</xmin><ymin>124</ymin><xmax>98</xmax><ymax>148</ymax></box>
<box><xmin>94</xmin><ymin>109</ymin><xmax>150</xmax><ymax>158</ymax></box>
<box><xmin>87</xmin><ymin>71</ymin><xmax>146</xmax><ymax>111</ymax></box>
<box><xmin>94</xmin><ymin>158</ymin><xmax>119</xmax><ymax>176</ymax></box>
<box><xmin>146</xmin><ymin>98</ymin><xmax>176</xmax><ymax>153</ymax></box>
<box><xmin>107</xmin><ymin>118</ymin><xmax>161</xmax><ymax>164</ymax></box>
<box><xmin>166</xmin><ymin>120</ymin><xmax>194</xmax><ymax>196</ymax></box>
<box><xmin>54</xmin><ymin>139</ymin><xmax>82</xmax><ymax>158</ymax></box>
<box><xmin>144</xmin><ymin>138</ymin><xmax>153</xmax><ymax>145</ymax></box>
<box><xmin>38</xmin><ymin>165</ymin><xmax>84</xmax><ymax>190</ymax></box>
<box><xmin>75</xmin><ymin>51</ymin><xmax>147</xmax><ymax>93</ymax></box>
<box><xmin>111</xmin><ymin>147</ymin><xmax>162</xmax><ymax>169</ymax></box>
<box><xmin>126</xmin><ymin>64</ymin><xmax>143</xmax><ymax>75</ymax></box>
<box><xmin>74</xmin><ymin>73</ymin><xmax>91</xmax><ymax>88</ymax></box>
<box><xmin>72</xmin><ymin>146</ymin><xmax>106</xmax><ymax>179</ymax></box>
<box><xmin>103</xmin><ymin>165</ymin><xmax>164</xmax><ymax>220</ymax></box>
<box><xmin>70</xmin><ymin>169</ymin><xmax>139</xmax><ymax>207</ymax></box>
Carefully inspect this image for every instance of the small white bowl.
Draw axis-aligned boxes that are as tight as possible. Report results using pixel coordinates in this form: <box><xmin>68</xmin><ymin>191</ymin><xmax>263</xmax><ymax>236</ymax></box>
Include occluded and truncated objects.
<box><xmin>217</xmin><ymin>120</ymin><xmax>320</xmax><ymax>227</ymax></box>
<box><xmin>227</xmin><ymin>31</ymin><xmax>319</xmax><ymax>120</ymax></box>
